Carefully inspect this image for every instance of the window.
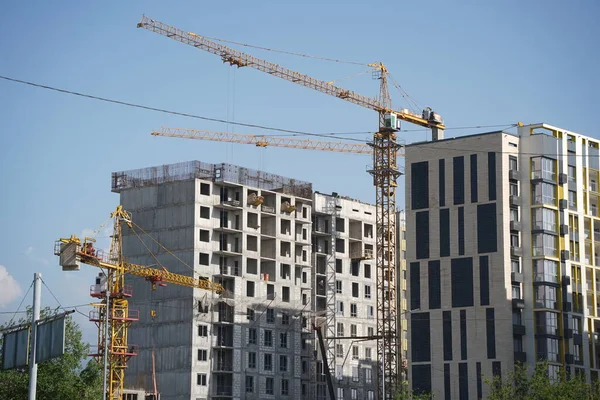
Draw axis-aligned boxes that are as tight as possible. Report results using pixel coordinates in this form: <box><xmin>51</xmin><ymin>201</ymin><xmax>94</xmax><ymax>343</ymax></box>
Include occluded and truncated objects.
<box><xmin>350</xmin><ymin>324</ymin><xmax>357</xmax><ymax>337</ymax></box>
<box><xmin>247</xmin><ymin>258</ymin><xmax>258</xmax><ymax>274</ymax></box>
<box><xmin>336</xmin><ymin>218</ymin><xmax>345</xmax><ymax>232</ymax></box>
<box><xmin>536</xmin><ymin>311</ymin><xmax>558</xmax><ymax>335</ymax></box>
<box><xmin>511</xmin><ymin>259</ymin><xmax>521</xmax><ymax>273</ymax></box>
<box><xmin>198</xmin><ymin>349</ymin><xmax>207</xmax><ymax>361</ymax></box>
<box><xmin>368</xmin><ymin>327</ymin><xmax>374</xmax><ymax>336</ymax></box>
<box><xmin>199</xmin><ymin>253</ymin><xmax>209</xmax><ymax>266</ymax></box>
<box><xmin>248</xmin><ymin>352</ymin><xmax>257</xmax><ymax>369</ymax></box>
<box><xmin>281</xmin><ymin>379</ymin><xmax>289</xmax><ymax>396</ymax></box>
<box><xmin>200</xmin><ymin>182</ymin><xmax>210</xmax><ymax>195</ymax></box>
<box><xmin>281</xmin><ymin>286</ymin><xmax>290</xmax><ymax>302</ymax></box>
<box><xmin>352</xmin><ymin>345</ymin><xmax>359</xmax><ymax>360</ymax></box>
<box><xmin>572</xmin><ymin>317</ymin><xmax>581</xmax><ymax>334</ymax></box>
<box><xmin>248</xmin><ymin>328</ymin><xmax>257</xmax><ymax>345</ymax></box>
<box><xmin>511</xmin><ymin>233</ymin><xmax>520</xmax><ymax>247</ymax></box>
<box><xmin>365</xmin><ymin>285</ymin><xmax>371</xmax><ymax>299</ymax></box>
<box><xmin>531</xmin><ymin>157</ymin><xmax>556</xmax><ymax>181</ymax></box>
<box><xmin>532</xmin><ymin>208</ymin><xmax>557</xmax><ymax>232</ymax></box>
<box><xmin>568</xmin><ymin>165</ymin><xmax>576</xmax><ymax>182</ymax></box>
<box><xmin>266</xmin><ymin>308</ymin><xmax>275</xmax><ymax>323</ymax></box>
<box><xmin>280</xmin><ymin>332</ymin><xmax>288</xmax><ymax>348</ymax></box>
<box><xmin>265</xmin><ymin>377</ymin><xmax>274</xmax><ymax>395</ymax></box>
<box><xmin>279</xmin><ymin>355</ymin><xmax>288</xmax><ymax>372</ymax></box>
<box><xmin>245</xmin><ymin>375</ymin><xmax>254</xmax><ymax>393</ymax></box>
<box><xmin>337</xmin><ymin>301</ymin><xmax>344</xmax><ymax>315</ymax></box>
<box><xmin>532</xmin><ymin>233</ymin><xmax>558</xmax><ymax>257</ymax></box>
<box><xmin>247</xmin><ymin>235</ymin><xmax>258</xmax><ymax>251</ymax></box>
<box><xmin>352</xmin><ymin>282</ymin><xmax>359</xmax><ymax>297</ymax></box>
<box><xmin>510</xmin><ymin>208</ymin><xmax>519</xmax><ymax>222</ymax></box>
<box><xmin>367</xmin><ymin>306</ymin><xmax>374</xmax><ymax>319</ymax></box>
<box><xmin>534</xmin><ymin>259</ymin><xmax>559</xmax><ymax>283</ymax></box>
<box><xmin>531</xmin><ymin>182</ymin><xmax>556</xmax><ymax>205</ymax></box>
<box><xmin>247</xmin><ymin>308</ymin><xmax>255</xmax><ymax>321</ymax></box>
<box><xmin>509</xmin><ymin>156</ymin><xmax>518</xmax><ymax>171</ymax></box>
<box><xmin>367</xmin><ymin>391</ymin><xmax>375</xmax><ymax>400</ymax></box>
<box><xmin>351</xmin><ymin>261</ymin><xmax>360</xmax><ymax>276</ymax></box>
<box><xmin>364</xmin><ymin>264</ymin><xmax>371</xmax><ymax>278</ymax></box>
<box><xmin>512</xmin><ymin>284</ymin><xmax>521</xmax><ymax>299</ymax></box>
<box><xmin>535</xmin><ymin>285</ymin><xmax>557</xmax><ymax>309</ymax></box>
<box><xmin>513</xmin><ymin>336</ymin><xmax>523</xmax><ymax>352</ymax></box>
<box><xmin>569</xmin><ymin>190</ymin><xmax>577</xmax><ymax>209</ymax></box>
<box><xmin>199</xmin><ymin>229</ymin><xmax>210</xmax><ymax>242</ymax></box>
<box><xmin>365</xmin><ymin>347</ymin><xmax>372</xmax><ymax>360</ymax></box>
<box><xmin>351</xmin><ymin>388</ymin><xmax>358</xmax><ymax>400</ymax></box>
<box><xmin>352</xmin><ymin>366</ymin><xmax>359</xmax><ymax>382</ymax></box>
<box><xmin>264</xmin><ymin>330</ymin><xmax>273</xmax><ymax>346</ymax></box>
<box><xmin>264</xmin><ymin>353</ymin><xmax>273</xmax><ymax>371</ymax></box>
<box><xmin>336</xmin><ymin>259</ymin><xmax>343</xmax><ymax>273</ymax></box>
<box><xmin>246</xmin><ymin>281</ymin><xmax>255</xmax><ymax>297</ymax></box>
<box><xmin>510</xmin><ymin>182</ymin><xmax>519</xmax><ymax>196</ymax></box>
<box><xmin>335</xmin><ymin>365</ymin><xmax>343</xmax><ymax>381</ymax></box>
<box><xmin>302</xmin><ymin>207</ymin><xmax>308</xmax><ymax>218</ymax></box>
<box><xmin>200</xmin><ymin>206</ymin><xmax>210</xmax><ymax>219</ymax></box>
<box><xmin>365</xmin><ymin>368</ymin><xmax>373</xmax><ymax>384</ymax></box>
<box><xmin>350</xmin><ymin>303</ymin><xmax>357</xmax><ymax>317</ymax></box>
<box><xmin>197</xmin><ymin>374</ymin><xmax>207</xmax><ymax>386</ymax></box>
<box><xmin>282</xmin><ymin>313</ymin><xmax>290</xmax><ymax>325</ymax></box>
<box><xmin>336</xmin><ymin>238</ymin><xmax>345</xmax><ymax>253</ymax></box>
<box><xmin>198</xmin><ymin>325</ymin><xmax>208</xmax><ymax>337</ymax></box>
<box><xmin>536</xmin><ymin>337</ymin><xmax>559</xmax><ymax>362</ymax></box>
<box><xmin>336</xmin><ymin>343</ymin><xmax>344</xmax><ymax>358</ymax></box>
<box><xmin>336</xmin><ymin>280</ymin><xmax>342</xmax><ymax>294</ymax></box>
<box><xmin>512</xmin><ymin>311</ymin><xmax>522</xmax><ymax>325</ymax></box>
<box><xmin>337</xmin><ymin>387</ymin><xmax>344</xmax><ymax>400</ymax></box>
<box><xmin>337</xmin><ymin>322</ymin><xmax>344</xmax><ymax>337</ymax></box>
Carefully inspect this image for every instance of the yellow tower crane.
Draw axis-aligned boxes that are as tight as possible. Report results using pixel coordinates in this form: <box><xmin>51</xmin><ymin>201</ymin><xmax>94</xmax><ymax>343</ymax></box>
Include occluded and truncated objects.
<box><xmin>55</xmin><ymin>206</ymin><xmax>224</xmax><ymax>400</ymax></box>
<box><xmin>138</xmin><ymin>16</ymin><xmax>444</xmax><ymax>399</ymax></box>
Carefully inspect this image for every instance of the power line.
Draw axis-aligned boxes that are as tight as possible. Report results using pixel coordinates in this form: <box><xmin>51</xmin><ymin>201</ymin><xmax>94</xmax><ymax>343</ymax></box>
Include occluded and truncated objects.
<box><xmin>0</xmin><ymin>75</ymin><xmax>367</xmax><ymax>141</ymax></box>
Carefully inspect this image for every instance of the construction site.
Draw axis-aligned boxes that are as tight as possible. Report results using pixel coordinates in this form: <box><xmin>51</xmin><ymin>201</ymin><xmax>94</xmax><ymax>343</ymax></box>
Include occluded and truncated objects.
<box><xmin>2</xmin><ymin>4</ymin><xmax>600</xmax><ymax>400</ymax></box>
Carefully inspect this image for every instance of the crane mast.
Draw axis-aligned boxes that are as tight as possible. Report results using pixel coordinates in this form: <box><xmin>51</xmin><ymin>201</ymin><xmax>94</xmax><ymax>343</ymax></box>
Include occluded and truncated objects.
<box><xmin>138</xmin><ymin>17</ymin><xmax>444</xmax><ymax>399</ymax></box>
<box><xmin>55</xmin><ymin>206</ymin><xmax>223</xmax><ymax>399</ymax></box>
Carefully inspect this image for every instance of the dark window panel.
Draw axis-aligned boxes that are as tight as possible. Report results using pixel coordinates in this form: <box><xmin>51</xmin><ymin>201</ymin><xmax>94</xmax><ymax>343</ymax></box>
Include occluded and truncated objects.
<box><xmin>444</xmin><ymin>364</ymin><xmax>451</xmax><ymax>400</ymax></box>
<box><xmin>480</xmin><ymin>256</ymin><xmax>490</xmax><ymax>306</ymax></box>
<box><xmin>488</xmin><ymin>152</ymin><xmax>496</xmax><ymax>201</ymax></box>
<box><xmin>411</xmin><ymin>312</ymin><xmax>431</xmax><ymax>362</ymax></box>
<box><xmin>452</xmin><ymin>258</ymin><xmax>474</xmax><ymax>308</ymax></box>
<box><xmin>454</xmin><ymin>156</ymin><xmax>465</xmax><ymax>205</ymax></box>
<box><xmin>428</xmin><ymin>260</ymin><xmax>441</xmax><ymax>309</ymax></box>
<box><xmin>458</xmin><ymin>207</ymin><xmax>465</xmax><ymax>255</ymax></box>
<box><xmin>443</xmin><ymin>311</ymin><xmax>452</xmax><ymax>361</ymax></box>
<box><xmin>440</xmin><ymin>208</ymin><xmax>450</xmax><ymax>257</ymax></box>
<box><xmin>492</xmin><ymin>361</ymin><xmax>502</xmax><ymax>380</ymax></box>
<box><xmin>439</xmin><ymin>159</ymin><xmax>446</xmax><ymax>207</ymax></box>
<box><xmin>476</xmin><ymin>362</ymin><xmax>483</xmax><ymax>400</ymax></box>
<box><xmin>471</xmin><ymin>154</ymin><xmax>478</xmax><ymax>203</ymax></box>
<box><xmin>416</xmin><ymin>211</ymin><xmax>430</xmax><ymax>259</ymax></box>
<box><xmin>412</xmin><ymin>364</ymin><xmax>432</xmax><ymax>396</ymax></box>
<box><xmin>410</xmin><ymin>262</ymin><xmax>421</xmax><ymax>310</ymax></box>
<box><xmin>477</xmin><ymin>203</ymin><xmax>498</xmax><ymax>254</ymax></box>
<box><xmin>459</xmin><ymin>363</ymin><xmax>469</xmax><ymax>400</ymax></box>
<box><xmin>460</xmin><ymin>310</ymin><xmax>468</xmax><ymax>360</ymax></box>
<box><xmin>411</xmin><ymin>161</ymin><xmax>429</xmax><ymax>210</ymax></box>
<box><xmin>486</xmin><ymin>308</ymin><xmax>496</xmax><ymax>359</ymax></box>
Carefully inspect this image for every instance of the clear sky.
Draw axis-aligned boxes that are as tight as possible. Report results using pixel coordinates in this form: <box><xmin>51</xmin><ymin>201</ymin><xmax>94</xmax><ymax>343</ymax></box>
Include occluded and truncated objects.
<box><xmin>1</xmin><ymin>1</ymin><xmax>598</xmax><ymax>346</ymax></box>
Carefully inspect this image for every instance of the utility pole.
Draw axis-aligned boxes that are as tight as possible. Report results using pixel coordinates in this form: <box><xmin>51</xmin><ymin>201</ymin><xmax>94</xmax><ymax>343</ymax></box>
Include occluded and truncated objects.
<box><xmin>28</xmin><ymin>273</ymin><xmax>41</xmax><ymax>400</ymax></box>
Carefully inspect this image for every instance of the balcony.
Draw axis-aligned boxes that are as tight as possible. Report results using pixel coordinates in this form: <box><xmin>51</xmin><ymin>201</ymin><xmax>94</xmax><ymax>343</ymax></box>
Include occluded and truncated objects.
<box><xmin>216</xmin><ymin>199</ymin><xmax>242</xmax><ymax>210</ymax></box>
<box><xmin>511</xmin><ymin>272</ymin><xmax>524</xmax><ymax>283</ymax></box>
<box><xmin>561</xmin><ymin>250</ymin><xmax>570</xmax><ymax>261</ymax></box>
<box><xmin>514</xmin><ymin>351</ymin><xmax>527</xmax><ymax>363</ymax></box>
<box><xmin>564</xmin><ymin>328</ymin><xmax>574</xmax><ymax>339</ymax></box>
<box><xmin>509</xmin><ymin>169</ymin><xmax>520</xmax><ymax>181</ymax></box>
<box><xmin>510</xmin><ymin>195</ymin><xmax>521</xmax><ymax>206</ymax></box>
<box><xmin>214</xmin><ymin>386</ymin><xmax>233</xmax><ymax>396</ymax></box>
<box><xmin>513</xmin><ymin>324</ymin><xmax>526</xmax><ymax>336</ymax></box>
<box><xmin>351</xmin><ymin>248</ymin><xmax>374</xmax><ymax>260</ymax></box>
<box><xmin>510</xmin><ymin>220</ymin><xmax>522</xmax><ymax>231</ymax></box>
<box><xmin>511</xmin><ymin>246</ymin><xmax>523</xmax><ymax>257</ymax></box>
<box><xmin>512</xmin><ymin>298</ymin><xmax>525</xmax><ymax>309</ymax></box>
<box><xmin>559</xmin><ymin>199</ymin><xmax>568</xmax><ymax>210</ymax></box>
<box><xmin>574</xmin><ymin>333</ymin><xmax>583</xmax><ymax>345</ymax></box>
<box><xmin>565</xmin><ymin>353</ymin><xmax>575</xmax><ymax>365</ymax></box>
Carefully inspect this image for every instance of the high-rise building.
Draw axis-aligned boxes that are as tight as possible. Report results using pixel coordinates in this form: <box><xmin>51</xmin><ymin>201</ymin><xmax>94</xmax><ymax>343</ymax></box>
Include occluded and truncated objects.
<box><xmin>111</xmin><ymin>161</ymin><xmax>393</xmax><ymax>400</ymax></box>
<box><xmin>311</xmin><ymin>192</ymin><xmax>378</xmax><ymax>400</ymax></box>
<box><xmin>405</xmin><ymin>123</ymin><xmax>600</xmax><ymax>399</ymax></box>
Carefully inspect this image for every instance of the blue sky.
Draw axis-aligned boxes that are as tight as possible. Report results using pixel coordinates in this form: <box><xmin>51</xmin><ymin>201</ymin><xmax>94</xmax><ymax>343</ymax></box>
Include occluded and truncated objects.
<box><xmin>1</xmin><ymin>1</ymin><xmax>598</xmax><ymax>345</ymax></box>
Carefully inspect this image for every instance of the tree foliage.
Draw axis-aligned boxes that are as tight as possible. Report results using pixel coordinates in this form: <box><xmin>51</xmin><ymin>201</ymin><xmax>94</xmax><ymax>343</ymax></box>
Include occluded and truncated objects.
<box><xmin>395</xmin><ymin>381</ymin><xmax>433</xmax><ymax>400</ymax></box>
<box><xmin>486</xmin><ymin>361</ymin><xmax>600</xmax><ymax>400</ymax></box>
<box><xmin>0</xmin><ymin>307</ymin><xmax>102</xmax><ymax>400</ymax></box>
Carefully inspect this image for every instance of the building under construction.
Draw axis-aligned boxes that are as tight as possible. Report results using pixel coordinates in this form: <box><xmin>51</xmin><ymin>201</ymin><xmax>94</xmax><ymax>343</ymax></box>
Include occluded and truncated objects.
<box><xmin>111</xmin><ymin>161</ymin><xmax>407</xmax><ymax>400</ymax></box>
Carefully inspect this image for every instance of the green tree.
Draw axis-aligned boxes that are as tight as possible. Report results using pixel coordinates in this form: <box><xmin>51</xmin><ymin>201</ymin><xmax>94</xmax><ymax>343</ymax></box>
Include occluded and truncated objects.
<box><xmin>395</xmin><ymin>381</ymin><xmax>434</xmax><ymax>399</ymax></box>
<box><xmin>0</xmin><ymin>307</ymin><xmax>102</xmax><ymax>400</ymax></box>
<box><xmin>486</xmin><ymin>361</ymin><xmax>600</xmax><ymax>400</ymax></box>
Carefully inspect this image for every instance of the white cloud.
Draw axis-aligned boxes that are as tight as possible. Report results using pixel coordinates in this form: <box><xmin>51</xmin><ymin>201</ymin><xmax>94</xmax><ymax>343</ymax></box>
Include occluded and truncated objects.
<box><xmin>0</xmin><ymin>265</ymin><xmax>22</xmax><ymax>308</ymax></box>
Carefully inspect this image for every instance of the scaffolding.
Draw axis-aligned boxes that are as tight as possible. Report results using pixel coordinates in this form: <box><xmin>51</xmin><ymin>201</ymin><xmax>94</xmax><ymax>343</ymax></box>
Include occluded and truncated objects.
<box><xmin>112</xmin><ymin>161</ymin><xmax>312</xmax><ymax>198</ymax></box>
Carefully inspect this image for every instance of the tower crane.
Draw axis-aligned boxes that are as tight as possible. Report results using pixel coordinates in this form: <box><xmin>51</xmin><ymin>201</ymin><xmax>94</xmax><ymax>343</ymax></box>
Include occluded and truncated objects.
<box><xmin>138</xmin><ymin>16</ymin><xmax>445</xmax><ymax>399</ymax></box>
<box><xmin>55</xmin><ymin>206</ymin><xmax>224</xmax><ymax>400</ymax></box>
